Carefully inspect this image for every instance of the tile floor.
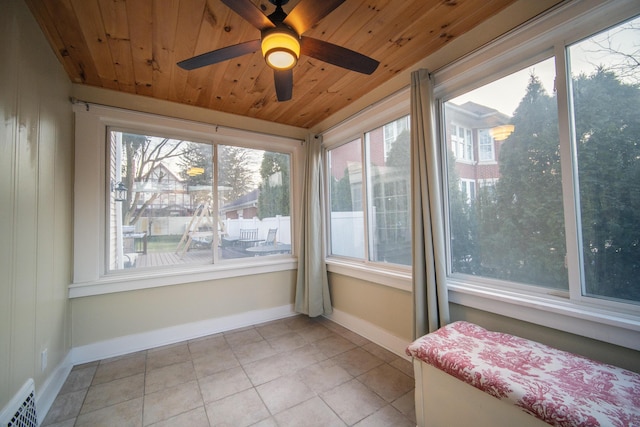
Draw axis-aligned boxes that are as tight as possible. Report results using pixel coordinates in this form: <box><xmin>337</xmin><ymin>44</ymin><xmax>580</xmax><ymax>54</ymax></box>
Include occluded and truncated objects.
<box><xmin>41</xmin><ymin>315</ymin><xmax>416</xmax><ymax>427</ymax></box>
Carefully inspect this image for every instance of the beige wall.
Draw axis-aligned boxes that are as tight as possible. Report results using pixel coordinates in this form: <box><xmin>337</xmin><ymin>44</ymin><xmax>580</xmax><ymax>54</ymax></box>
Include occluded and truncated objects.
<box><xmin>0</xmin><ymin>0</ymin><xmax>74</xmax><ymax>409</ymax></box>
<box><xmin>71</xmin><ymin>270</ymin><xmax>296</xmax><ymax>347</ymax></box>
<box><xmin>328</xmin><ymin>273</ymin><xmax>413</xmax><ymax>342</ymax></box>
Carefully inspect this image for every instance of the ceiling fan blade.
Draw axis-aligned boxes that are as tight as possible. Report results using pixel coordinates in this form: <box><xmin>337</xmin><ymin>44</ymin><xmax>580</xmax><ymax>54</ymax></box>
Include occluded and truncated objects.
<box><xmin>284</xmin><ymin>0</ymin><xmax>345</xmax><ymax>35</ymax></box>
<box><xmin>221</xmin><ymin>0</ymin><xmax>275</xmax><ymax>30</ymax></box>
<box><xmin>177</xmin><ymin>40</ymin><xmax>261</xmax><ymax>70</ymax></box>
<box><xmin>300</xmin><ymin>37</ymin><xmax>379</xmax><ymax>75</ymax></box>
<box><xmin>273</xmin><ymin>69</ymin><xmax>293</xmax><ymax>101</ymax></box>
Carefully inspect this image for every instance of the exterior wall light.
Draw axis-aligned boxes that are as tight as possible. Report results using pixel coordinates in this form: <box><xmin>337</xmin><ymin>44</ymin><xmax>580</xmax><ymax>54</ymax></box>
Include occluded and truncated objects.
<box><xmin>114</xmin><ymin>181</ymin><xmax>128</xmax><ymax>202</ymax></box>
<box><xmin>490</xmin><ymin>124</ymin><xmax>515</xmax><ymax>141</ymax></box>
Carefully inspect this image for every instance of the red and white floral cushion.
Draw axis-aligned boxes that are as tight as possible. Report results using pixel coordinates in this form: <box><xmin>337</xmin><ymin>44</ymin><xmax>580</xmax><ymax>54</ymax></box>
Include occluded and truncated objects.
<box><xmin>406</xmin><ymin>321</ymin><xmax>640</xmax><ymax>427</ymax></box>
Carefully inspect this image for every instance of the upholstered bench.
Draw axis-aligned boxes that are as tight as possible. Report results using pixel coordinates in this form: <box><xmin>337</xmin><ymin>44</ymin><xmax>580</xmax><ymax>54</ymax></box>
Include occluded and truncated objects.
<box><xmin>406</xmin><ymin>321</ymin><xmax>640</xmax><ymax>427</ymax></box>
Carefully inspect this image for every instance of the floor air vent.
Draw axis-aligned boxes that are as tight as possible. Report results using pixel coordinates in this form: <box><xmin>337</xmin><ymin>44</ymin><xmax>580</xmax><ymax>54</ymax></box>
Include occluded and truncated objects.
<box><xmin>0</xmin><ymin>379</ymin><xmax>38</xmax><ymax>427</ymax></box>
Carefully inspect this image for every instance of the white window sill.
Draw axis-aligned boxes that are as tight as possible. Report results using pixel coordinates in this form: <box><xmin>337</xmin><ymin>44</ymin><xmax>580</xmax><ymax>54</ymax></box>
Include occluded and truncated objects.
<box><xmin>448</xmin><ymin>280</ymin><xmax>640</xmax><ymax>351</ymax></box>
<box><xmin>326</xmin><ymin>259</ymin><xmax>412</xmax><ymax>292</ymax></box>
<box><xmin>69</xmin><ymin>257</ymin><xmax>298</xmax><ymax>298</ymax></box>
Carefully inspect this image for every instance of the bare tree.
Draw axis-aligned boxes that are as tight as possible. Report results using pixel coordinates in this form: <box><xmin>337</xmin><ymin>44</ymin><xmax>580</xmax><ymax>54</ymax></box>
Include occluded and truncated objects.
<box><xmin>582</xmin><ymin>20</ymin><xmax>640</xmax><ymax>85</ymax></box>
<box><xmin>122</xmin><ymin>134</ymin><xmax>191</xmax><ymax>225</ymax></box>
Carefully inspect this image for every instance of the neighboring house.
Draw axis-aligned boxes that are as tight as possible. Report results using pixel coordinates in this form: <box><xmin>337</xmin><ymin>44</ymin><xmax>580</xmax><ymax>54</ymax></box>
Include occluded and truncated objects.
<box><xmin>445</xmin><ymin>101</ymin><xmax>511</xmax><ymax>201</ymax></box>
<box><xmin>132</xmin><ymin>163</ymin><xmax>191</xmax><ymax>216</ymax></box>
<box><xmin>219</xmin><ymin>188</ymin><xmax>259</xmax><ymax>220</ymax></box>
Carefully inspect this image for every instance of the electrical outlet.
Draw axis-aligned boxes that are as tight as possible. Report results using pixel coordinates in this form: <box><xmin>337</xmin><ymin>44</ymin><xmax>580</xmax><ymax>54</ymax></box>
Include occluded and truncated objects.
<box><xmin>41</xmin><ymin>349</ymin><xmax>48</xmax><ymax>372</ymax></box>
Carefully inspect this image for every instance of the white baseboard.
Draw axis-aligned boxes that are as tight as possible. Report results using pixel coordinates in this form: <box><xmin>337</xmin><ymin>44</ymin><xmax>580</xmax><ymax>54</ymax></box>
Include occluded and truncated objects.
<box><xmin>324</xmin><ymin>308</ymin><xmax>412</xmax><ymax>360</ymax></box>
<box><xmin>36</xmin><ymin>351</ymin><xmax>74</xmax><ymax>424</ymax></box>
<box><xmin>70</xmin><ymin>304</ymin><xmax>297</xmax><ymax>365</ymax></box>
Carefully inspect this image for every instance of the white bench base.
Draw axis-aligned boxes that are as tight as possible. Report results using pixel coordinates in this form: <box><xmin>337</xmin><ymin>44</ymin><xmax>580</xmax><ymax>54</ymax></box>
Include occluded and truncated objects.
<box><xmin>413</xmin><ymin>360</ymin><xmax>548</xmax><ymax>427</ymax></box>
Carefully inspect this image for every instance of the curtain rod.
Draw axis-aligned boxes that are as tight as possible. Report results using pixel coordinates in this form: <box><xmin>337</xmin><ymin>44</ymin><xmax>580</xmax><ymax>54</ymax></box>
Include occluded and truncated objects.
<box><xmin>68</xmin><ymin>97</ymin><xmax>305</xmax><ymax>143</ymax></box>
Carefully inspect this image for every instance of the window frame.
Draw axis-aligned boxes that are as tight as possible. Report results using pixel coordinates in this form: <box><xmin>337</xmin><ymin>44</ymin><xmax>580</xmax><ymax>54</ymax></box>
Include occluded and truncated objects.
<box><xmin>71</xmin><ymin>104</ymin><xmax>301</xmax><ymax>298</ymax></box>
<box><xmin>323</xmin><ymin>89</ymin><xmax>412</xmax><ymax>291</ymax></box>
<box><xmin>477</xmin><ymin>129</ymin><xmax>495</xmax><ymax>162</ymax></box>
<box><xmin>433</xmin><ymin>0</ymin><xmax>640</xmax><ymax>350</ymax></box>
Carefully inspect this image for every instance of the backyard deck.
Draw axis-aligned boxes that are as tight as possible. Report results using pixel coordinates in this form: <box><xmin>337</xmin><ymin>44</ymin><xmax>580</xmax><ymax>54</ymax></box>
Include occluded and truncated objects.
<box><xmin>131</xmin><ymin>245</ymin><xmax>260</xmax><ymax>268</ymax></box>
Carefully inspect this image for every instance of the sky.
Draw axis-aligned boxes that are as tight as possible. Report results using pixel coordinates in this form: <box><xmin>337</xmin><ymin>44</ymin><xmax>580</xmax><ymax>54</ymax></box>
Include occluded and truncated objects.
<box><xmin>449</xmin><ymin>15</ymin><xmax>639</xmax><ymax>118</ymax></box>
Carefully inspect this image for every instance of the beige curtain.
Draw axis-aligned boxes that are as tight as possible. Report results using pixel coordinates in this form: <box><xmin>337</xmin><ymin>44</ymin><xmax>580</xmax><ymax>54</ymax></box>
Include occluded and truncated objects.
<box><xmin>411</xmin><ymin>69</ymin><xmax>450</xmax><ymax>339</ymax></box>
<box><xmin>295</xmin><ymin>134</ymin><xmax>332</xmax><ymax>317</ymax></box>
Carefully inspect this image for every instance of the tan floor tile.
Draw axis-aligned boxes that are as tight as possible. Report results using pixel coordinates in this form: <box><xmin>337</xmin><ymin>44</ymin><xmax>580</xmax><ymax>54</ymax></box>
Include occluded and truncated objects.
<box><xmin>40</xmin><ymin>418</ymin><xmax>76</xmax><ymax>427</ymax></box>
<box><xmin>390</xmin><ymin>357</ymin><xmax>414</xmax><ymax>378</ymax></box>
<box><xmin>265</xmin><ymin>331</ymin><xmax>307</xmax><ymax>353</ymax></box>
<box><xmin>255</xmin><ymin>319</ymin><xmax>293</xmax><ymax>339</ymax></box>
<box><xmin>391</xmin><ymin>390</ymin><xmax>416</xmax><ymax>423</ymax></box>
<box><xmin>143</xmin><ymin>380</ymin><xmax>203</xmax><ymax>426</ymax></box>
<box><xmin>232</xmin><ymin>339</ymin><xmax>279</xmax><ymax>365</ymax></box>
<box><xmin>332</xmin><ymin>348</ymin><xmax>385</xmax><ymax>377</ymax></box>
<box><xmin>146</xmin><ymin>342</ymin><xmax>191</xmax><ymax>371</ymax></box>
<box><xmin>40</xmin><ymin>389</ymin><xmax>86</xmax><ymax>425</ymax></box>
<box><xmin>224</xmin><ymin>328</ymin><xmax>264</xmax><ymax>349</ymax></box>
<box><xmin>353</xmin><ymin>404</ymin><xmax>416</xmax><ymax>427</ymax></box>
<box><xmin>274</xmin><ymin>396</ymin><xmax>346</xmax><ymax>427</ymax></box>
<box><xmin>243</xmin><ymin>352</ymin><xmax>293</xmax><ymax>386</ymax></box>
<box><xmin>357</xmin><ymin>364</ymin><xmax>414</xmax><ymax>402</ymax></box>
<box><xmin>312</xmin><ymin>335</ymin><xmax>357</xmax><ymax>358</ymax></box>
<box><xmin>44</xmin><ymin>319</ymin><xmax>416</xmax><ymax>427</ymax></box>
<box><xmin>285</xmin><ymin>343</ymin><xmax>330</xmax><ymax>370</ymax></box>
<box><xmin>71</xmin><ymin>361</ymin><xmax>99</xmax><ymax>370</ymax></box>
<box><xmin>192</xmin><ymin>348</ymin><xmax>240</xmax><ymax>378</ymax></box>
<box><xmin>361</xmin><ymin>342</ymin><xmax>398</xmax><ymax>363</ymax></box>
<box><xmin>188</xmin><ymin>334</ymin><xmax>228</xmax><ymax>359</ymax></box>
<box><xmin>59</xmin><ymin>365</ymin><xmax>96</xmax><ymax>394</ymax></box>
<box><xmin>81</xmin><ymin>373</ymin><xmax>144</xmax><ymax>414</ymax></box>
<box><xmin>296</xmin><ymin>360</ymin><xmax>353</xmax><ymax>393</ymax></box>
<box><xmin>92</xmin><ymin>353</ymin><xmax>146</xmax><ymax>385</ymax></box>
<box><xmin>250</xmin><ymin>417</ymin><xmax>279</xmax><ymax>427</ymax></box>
<box><xmin>205</xmin><ymin>388</ymin><xmax>270</xmax><ymax>427</ymax></box>
<box><xmin>283</xmin><ymin>315</ymin><xmax>321</xmax><ymax>331</ymax></box>
<box><xmin>145</xmin><ymin>360</ymin><xmax>196</xmax><ymax>394</ymax></box>
<box><xmin>296</xmin><ymin>323</ymin><xmax>334</xmax><ymax>343</ymax></box>
<box><xmin>146</xmin><ymin>406</ymin><xmax>209</xmax><ymax>427</ymax></box>
<box><xmin>321</xmin><ymin>379</ymin><xmax>386</xmax><ymax>425</ymax></box>
<box><xmin>198</xmin><ymin>366</ymin><xmax>253</xmax><ymax>403</ymax></box>
<box><xmin>256</xmin><ymin>375</ymin><xmax>316</xmax><ymax>414</ymax></box>
<box><xmin>76</xmin><ymin>397</ymin><xmax>143</xmax><ymax>427</ymax></box>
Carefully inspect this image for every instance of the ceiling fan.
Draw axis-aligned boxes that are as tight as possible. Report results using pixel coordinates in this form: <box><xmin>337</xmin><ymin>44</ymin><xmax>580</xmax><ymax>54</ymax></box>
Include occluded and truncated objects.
<box><xmin>177</xmin><ymin>0</ymin><xmax>380</xmax><ymax>101</ymax></box>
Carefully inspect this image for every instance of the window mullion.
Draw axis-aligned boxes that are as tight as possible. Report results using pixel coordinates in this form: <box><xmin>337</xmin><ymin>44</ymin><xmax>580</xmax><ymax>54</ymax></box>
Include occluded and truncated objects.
<box><xmin>554</xmin><ymin>42</ymin><xmax>583</xmax><ymax>302</ymax></box>
<box><xmin>362</xmin><ymin>133</ymin><xmax>371</xmax><ymax>262</ymax></box>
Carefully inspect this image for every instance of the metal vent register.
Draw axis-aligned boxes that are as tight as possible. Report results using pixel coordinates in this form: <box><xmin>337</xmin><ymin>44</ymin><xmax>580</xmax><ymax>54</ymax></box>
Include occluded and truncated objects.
<box><xmin>0</xmin><ymin>379</ymin><xmax>38</xmax><ymax>427</ymax></box>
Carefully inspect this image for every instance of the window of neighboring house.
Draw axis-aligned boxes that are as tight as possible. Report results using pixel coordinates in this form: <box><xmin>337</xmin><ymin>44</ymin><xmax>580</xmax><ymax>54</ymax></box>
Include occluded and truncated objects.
<box><xmin>327</xmin><ymin>114</ymin><xmax>412</xmax><ymax>267</ymax></box>
<box><xmin>459</xmin><ymin>179</ymin><xmax>476</xmax><ymax>204</ymax></box>
<box><xmin>107</xmin><ymin>129</ymin><xmax>293</xmax><ymax>272</ymax></box>
<box><xmin>478</xmin><ymin>129</ymin><xmax>495</xmax><ymax>162</ymax></box>
<box><xmin>451</xmin><ymin>124</ymin><xmax>473</xmax><ymax>162</ymax></box>
<box><xmin>435</xmin><ymin>1</ymin><xmax>640</xmax><ymax>349</ymax></box>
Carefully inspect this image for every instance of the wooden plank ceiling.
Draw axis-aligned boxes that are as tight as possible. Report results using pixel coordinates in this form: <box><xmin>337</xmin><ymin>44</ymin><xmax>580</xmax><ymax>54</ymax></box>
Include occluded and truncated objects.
<box><xmin>25</xmin><ymin>0</ymin><xmax>521</xmax><ymax>129</ymax></box>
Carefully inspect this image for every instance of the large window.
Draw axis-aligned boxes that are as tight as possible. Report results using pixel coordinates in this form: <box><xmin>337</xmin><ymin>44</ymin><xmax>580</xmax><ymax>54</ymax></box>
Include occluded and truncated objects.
<box><xmin>327</xmin><ymin>115</ymin><xmax>412</xmax><ymax>266</ymax></box>
<box><xmin>568</xmin><ymin>17</ymin><xmax>640</xmax><ymax>303</ymax></box>
<box><xmin>108</xmin><ymin>129</ymin><xmax>292</xmax><ymax>272</ymax></box>
<box><xmin>445</xmin><ymin>57</ymin><xmax>565</xmax><ymax>289</ymax></box>
<box><xmin>437</xmin><ymin>2</ymin><xmax>640</xmax><ymax>322</ymax></box>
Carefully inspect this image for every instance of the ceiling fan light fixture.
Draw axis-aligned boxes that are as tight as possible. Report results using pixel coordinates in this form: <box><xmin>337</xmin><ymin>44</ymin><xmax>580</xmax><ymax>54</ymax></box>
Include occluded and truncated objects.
<box><xmin>261</xmin><ymin>29</ymin><xmax>300</xmax><ymax>70</ymax></box>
